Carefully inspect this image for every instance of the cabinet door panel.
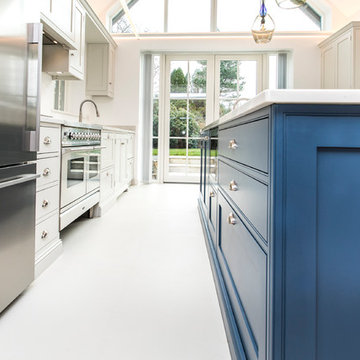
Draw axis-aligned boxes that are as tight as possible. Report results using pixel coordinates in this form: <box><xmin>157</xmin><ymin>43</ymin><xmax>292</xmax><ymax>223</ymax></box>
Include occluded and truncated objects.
<box><xmin>69</xmin><ymin>2</ymin><xmax>85</xmax><ymax>78</ymax></box>
<box><xmin>281</xmin><ymin>109</ymin><xmax>360</xmax><ymax>360</ymax></box>
<box><xmin>51</xmin><ymin>0</ymin><xmax>74</xmax><ymax>39</ymax></box>
<box><xmin>337</xmin><ymin>32</ymin><xmax>352</xmax><ymax>88</ymax></box>
<box><xmin>218</xmin><ymin>193</ymin><xmax>267</xmax><ymax>360</ymax></box>
<box><xmin>101</xmin><ymin>132</ymin><xmax>115</xmax><ymax>170</ymax></box>
<box><xmin>322</xmin><ymin>45</ymin><xmax>336</xmax><ymax>89</ymax></box>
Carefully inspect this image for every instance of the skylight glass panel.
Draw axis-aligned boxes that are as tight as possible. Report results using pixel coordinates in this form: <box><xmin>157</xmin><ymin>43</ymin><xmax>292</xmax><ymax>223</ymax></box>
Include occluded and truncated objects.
<box><xmin>112</xmin><ymin>0</ymin><xmax>164</xmax><ymax>33</ymax></box>
<box><xmin>217</xmin><ymin>0</ymin><xmax>321</xmax><ymax>31</ymax></box>
<box><xmin>168</xmin><ymin>0</ymin><xmax>211</xmax><ymax>32</ymax></box>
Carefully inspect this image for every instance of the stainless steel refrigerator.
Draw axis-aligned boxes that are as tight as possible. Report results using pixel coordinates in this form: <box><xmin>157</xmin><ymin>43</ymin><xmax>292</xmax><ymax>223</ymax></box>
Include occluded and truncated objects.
<box><xmin>0</xmin><ymin>1</ymin><xmax>42</xmax><ymax>313</ymax></box>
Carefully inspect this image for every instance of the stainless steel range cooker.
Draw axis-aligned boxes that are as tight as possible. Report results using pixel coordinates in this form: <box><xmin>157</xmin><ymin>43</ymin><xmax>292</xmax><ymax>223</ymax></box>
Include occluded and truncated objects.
<box><xmin>60</xmin><ymin>124</ymin><xmax>102</xmax><ymax>230</ymax></box>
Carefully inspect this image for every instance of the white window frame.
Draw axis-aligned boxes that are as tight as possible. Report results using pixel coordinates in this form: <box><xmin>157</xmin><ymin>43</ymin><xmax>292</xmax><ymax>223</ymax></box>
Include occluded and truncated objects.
<box><xmin>153</xmin><ymin>52</ymin><xmax>282</xmax><ymax>184</ymax></box>
<box><xmin>162</xmin><ymin>54</ymin><xmax>215</xmax><ymax>183</ymax></box>
<box><xmin>214</xmin><ymin>54</ymin><xmax>264</xmax><ymax>119</ymax></box>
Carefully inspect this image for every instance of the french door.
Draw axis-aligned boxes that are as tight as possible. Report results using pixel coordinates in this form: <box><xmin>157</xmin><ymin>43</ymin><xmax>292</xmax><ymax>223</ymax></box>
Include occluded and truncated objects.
<box><xmin>163</xmin><ymin>55</ymin><xmax>214</xmax><ymax>183</ymax></box>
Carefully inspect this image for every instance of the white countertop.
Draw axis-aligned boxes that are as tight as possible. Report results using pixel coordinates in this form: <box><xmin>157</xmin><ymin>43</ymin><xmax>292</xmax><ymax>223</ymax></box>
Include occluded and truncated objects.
<box><xmin>216</xmin><ymin>89</ymin><xmax>360</xmax><ymax>127</ymax></box>
<box><xmin>102</xmin><ymin>126</ymin><xmax>135</xmax><ymax>134</ymax></box>
<box><xmin>40</xmin><ymin>116</ymin><xmax>135</xmax><ymax>133</ymax></box>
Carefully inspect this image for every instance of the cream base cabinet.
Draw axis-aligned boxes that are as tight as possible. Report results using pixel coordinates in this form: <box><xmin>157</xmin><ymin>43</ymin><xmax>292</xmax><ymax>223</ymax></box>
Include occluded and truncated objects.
<box><xmin>40</xmin><ymin>0</ymin><xmax>76</xmax><ymax>49</ymax></box>
<box><xmin>35</xmin><ymin>121</ymin><xmax>63</xmax><ymax>278</ymax></box>
<box><xmin>95</xmin><ymin>129</ymin><xmax>135</xmax><ymax>216</ymax></box>
<box><xmin>126</xmin><ymin>133</ymin><xmax>135</xmax><ymax>185</ymax></box>
<box><xmin>86</xmin><ymin>43</ymin><xmax>115</xmax><ymax>97</ymax></box>
<box><xmin>319</xmin><ymin>22</ymin><xmax>360</xmax><ymax>89</ymax></box>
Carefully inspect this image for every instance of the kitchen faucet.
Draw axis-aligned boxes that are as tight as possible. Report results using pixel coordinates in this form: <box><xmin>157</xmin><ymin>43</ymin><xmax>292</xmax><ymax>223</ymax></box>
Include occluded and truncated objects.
<box><xmin>79</xmin><ymin>99</ymin><xmax>100</xmax><ymax>123</ymax></box>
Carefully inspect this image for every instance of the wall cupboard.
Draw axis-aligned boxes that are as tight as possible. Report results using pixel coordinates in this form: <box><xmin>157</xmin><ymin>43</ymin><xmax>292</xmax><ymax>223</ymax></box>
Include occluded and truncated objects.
<box><xmin>319</xmin><ymin>22</ymin><xmax>360</xmax><ymax>89</ymax></box>
<box><xmin>42</xmin><ymin>0</ymin><xmax>86</xmax><ymax>80</ymax></box>
<box><xmin>86</xmin><ymin>43</ymin><xmax>115</xmax><ymax>98</ymax></box>
<box><xmin>40</xmin><ymin>0</ymin><xmax>76</xmax><ymax>49</ymax></box>
<box><xmin>199</xmin><ymin>103</ymin><xmax>360</xmax><ymax>360</ymax></box>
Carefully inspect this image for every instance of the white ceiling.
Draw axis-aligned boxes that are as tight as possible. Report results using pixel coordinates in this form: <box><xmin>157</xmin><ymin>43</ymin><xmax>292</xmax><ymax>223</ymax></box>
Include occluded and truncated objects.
<box><xmin>87</xmin><ymin>0</ymin><xmax>119</xmax><ymax>19</ymax></box>
<box><xmin>324</xmin><ymin>0</ymin><xmax>360</xmax><ymax>17</ymax></box>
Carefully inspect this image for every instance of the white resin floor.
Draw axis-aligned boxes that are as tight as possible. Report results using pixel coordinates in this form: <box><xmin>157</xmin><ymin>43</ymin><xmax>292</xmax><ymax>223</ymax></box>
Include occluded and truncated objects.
<box><xmin>0</xmin><ymin>184</ymin><xmax>230</xmax><ymax>360</ymax></box>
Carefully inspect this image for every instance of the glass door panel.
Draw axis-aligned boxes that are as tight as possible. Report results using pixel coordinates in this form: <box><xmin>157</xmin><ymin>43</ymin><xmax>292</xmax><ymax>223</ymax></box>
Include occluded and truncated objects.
<box><xmin>165</xmin><ymin>57</ymin><xmax>210</xmax><ymax>182</ymax></box>
<box><xmin>216</xmin><ymin>55</ymin><xmax>262</xmax><ymax>118</ymax></box>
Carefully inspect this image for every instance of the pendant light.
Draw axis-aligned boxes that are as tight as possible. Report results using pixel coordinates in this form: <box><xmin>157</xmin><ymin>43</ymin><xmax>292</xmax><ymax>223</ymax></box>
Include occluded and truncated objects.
<box><xmin>251</xmin><ymin>0</ymin><xmax>275</xmax><ymax>44</ymax></box>
<box><xmin>275</xmin><ymin>0</ymin><xmax>307</xmax><ymax>9</ymax></box>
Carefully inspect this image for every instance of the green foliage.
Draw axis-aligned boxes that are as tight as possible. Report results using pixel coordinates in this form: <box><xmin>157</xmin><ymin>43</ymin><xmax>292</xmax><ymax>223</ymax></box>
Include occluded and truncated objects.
<box><xmin>169</xmin><ymin>100</ymin><xmax>204</xmax><ymax>138</ymax></box>
<box><xmin>153</xmin><ymin>99</ymin><xmax>159</xmax><ymax>137</ymax></box>
<box><xmin>152</xmin><ymin>149</ymin><xmax>217</xmax><ymax>157</ymax></box>
<box><xmin>170</xmin><ymin>68</ymin><xmax>187</xmax><ymax>93</ymax></box>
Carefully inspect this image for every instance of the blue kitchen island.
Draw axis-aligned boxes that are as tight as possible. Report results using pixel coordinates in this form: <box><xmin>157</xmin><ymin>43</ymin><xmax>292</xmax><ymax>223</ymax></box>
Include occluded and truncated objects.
<box><xmin>198</xmin><ymin>90</ymin><xmax>360</xmax><ymax>360</ymax></box>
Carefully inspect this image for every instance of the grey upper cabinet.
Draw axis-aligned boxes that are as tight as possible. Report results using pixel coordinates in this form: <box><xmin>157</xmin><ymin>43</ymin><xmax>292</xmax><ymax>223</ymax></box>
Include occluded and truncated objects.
<box><xmin>319</xmin><ymin>22</ymin><xmax>360</xmax><ymax>89</ymax></box>
<box><xmin>86</xmin><ymin>43</ymin><xmax>115</xmax><ymax>98</ymax></box>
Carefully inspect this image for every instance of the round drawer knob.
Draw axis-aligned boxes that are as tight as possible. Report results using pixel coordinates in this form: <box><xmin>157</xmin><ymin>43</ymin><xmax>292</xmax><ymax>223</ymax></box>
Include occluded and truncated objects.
<box><xmin>228</xmin><ymin>139</ymin><xmax>238</xmax><ymax>150</ymax></box>
<box><xmin>43</xmin><ymin>136</ymin><xmax>51</xmax><ymax>145</ymax></box>
<box><xmin>229</xmin><ymin>180</ymin><xmax>238</xmax><ymax>191</ymax></box>
<box><xmin>42</xmin><ymin>199</ymin><xmax>49</xmax><ymax>208</ymax></box>
<box><xmin>41</xmin><ymin>230</ymin><xmax>48</xmax><ymax>239</ymax></box>
<box><xmin>43</xmin><ymin>168</ymin><xmax>51</xmax><ymax>177</ymax></box>
<box><xmin>227</xmin><ymin>213</ymin><xmax>236</xmax><ymax>225</ymax></box>
<box><xmin>210</xmin><ymin>191</ymin><xmax>215</xmax><ymax>198</ymax></box>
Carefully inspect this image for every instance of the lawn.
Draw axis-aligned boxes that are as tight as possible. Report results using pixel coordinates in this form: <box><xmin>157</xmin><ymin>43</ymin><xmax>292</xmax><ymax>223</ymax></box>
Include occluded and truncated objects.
<box><xmin>152</xmin><ymin>149</ymin><xmax>217</xmax><ymax>156</ymax></box>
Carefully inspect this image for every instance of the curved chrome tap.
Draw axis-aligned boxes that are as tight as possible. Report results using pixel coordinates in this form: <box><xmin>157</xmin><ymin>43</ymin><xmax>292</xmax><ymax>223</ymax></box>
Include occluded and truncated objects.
<box><xmin>79</xmin><ymin>99</ymin><xmax>100</xmax><ymax>123</ymax></box>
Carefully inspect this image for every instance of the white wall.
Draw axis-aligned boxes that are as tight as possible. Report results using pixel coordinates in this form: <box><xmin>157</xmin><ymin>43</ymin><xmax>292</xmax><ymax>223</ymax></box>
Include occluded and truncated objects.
<box><xmin>96</xmin><ymin>34</ymin><xmax>329</xmax><ymax>129</ymax></box>
<box><xmin>40</xmin><ymin>34</ymin><xmax>330</xmax><ymax>184</ymax></box>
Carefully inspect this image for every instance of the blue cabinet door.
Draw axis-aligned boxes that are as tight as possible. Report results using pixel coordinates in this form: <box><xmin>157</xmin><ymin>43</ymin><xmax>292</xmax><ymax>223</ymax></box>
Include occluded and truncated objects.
<box><xmin>218</xmin><ymin>192</ymin><xmax>267</xmax><ymax>360</ymax></box>
<box><xmin>273</xmin><ymin>105</ymin><xmax>360</xmax><ymax>360</ymax></box>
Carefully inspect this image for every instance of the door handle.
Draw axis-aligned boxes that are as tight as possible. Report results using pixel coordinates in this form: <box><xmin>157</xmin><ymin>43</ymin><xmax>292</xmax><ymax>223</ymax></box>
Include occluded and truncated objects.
<box><xmin>0</xmin><ymin>173</ymin><xmax>40</xmax><ymax>190</ymax></box>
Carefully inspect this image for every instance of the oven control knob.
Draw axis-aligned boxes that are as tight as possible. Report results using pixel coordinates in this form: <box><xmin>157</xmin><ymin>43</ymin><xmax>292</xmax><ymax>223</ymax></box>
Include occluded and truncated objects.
<box><xmin>85</xmin><ymin>133</ymin><xmax>90</xmax><ymax>139</ymax></box>
<box><xmin>74</xmin><ymin>133</ymin><xmax>80</xmax><ymax>140</ymax></box>
<box><xmin>68</xmin><ymin>132</ymin><xmax>74</xmax><ymax>139</ymax></box>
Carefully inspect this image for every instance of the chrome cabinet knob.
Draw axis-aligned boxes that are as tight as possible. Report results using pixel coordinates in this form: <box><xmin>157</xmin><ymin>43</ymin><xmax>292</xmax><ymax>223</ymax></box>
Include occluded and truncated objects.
<box><xmin>228</xmin><ymin>139</ymin><xmax>238</xmax><ymax>150</ymax></box>
<box><xmin>43</xmin><ymin>136</ymin><xmax>51</xmax><ymax>145</ymax></box>
<box><xmin>43</xmin><ymin>168</ymin><xmax>51</xmax><ymax>177</ymax></box>
<box><xmin>229</xmin><ymin>180</ymin><xmax>238</xmax><ymax>191</ymax></box>
<box><xmin>41</xmin><ymin>230</ymin><xmax>48</xmax><ymax>239</ymax></box>
<box><xmin>42</xmin><ymin>199</ymin><xmax>49</xmax><ymax>208</ymax></box>
<box><xmin>227</xmin><ymin>213</ymin><xmax>236</xmax><ymax>225</ymax></box>
<box><xmin>210</xmin><ymin>191</ymin><xmax>215</xmax><ymax>197</ymax></box>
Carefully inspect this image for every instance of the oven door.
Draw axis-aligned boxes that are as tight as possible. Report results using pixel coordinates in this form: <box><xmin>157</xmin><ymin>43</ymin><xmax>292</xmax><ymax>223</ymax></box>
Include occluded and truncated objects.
<box><xmin>87</xmin><ymin>148</ymin><xmax>100</xmax><ymax>193</ymax></box>
<box><xmin>61</xmin><ymin>147</ymin><xmax>87</xmax><ymax>208</ymax></box>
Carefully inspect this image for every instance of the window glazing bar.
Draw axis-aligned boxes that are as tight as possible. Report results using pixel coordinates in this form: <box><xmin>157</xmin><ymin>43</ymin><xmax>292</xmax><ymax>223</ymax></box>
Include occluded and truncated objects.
<box><xmin>210</xmin><ymin>0</ymin><xmax>217</xmax><ymax>32</ymax></box>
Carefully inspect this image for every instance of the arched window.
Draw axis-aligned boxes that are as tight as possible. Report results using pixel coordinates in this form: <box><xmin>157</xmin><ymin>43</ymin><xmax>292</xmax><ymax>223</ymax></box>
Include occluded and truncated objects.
<box><xmin>111</xmin><ymin>0</ymin><xmax>322</xmax><ymax>34</ymax></box>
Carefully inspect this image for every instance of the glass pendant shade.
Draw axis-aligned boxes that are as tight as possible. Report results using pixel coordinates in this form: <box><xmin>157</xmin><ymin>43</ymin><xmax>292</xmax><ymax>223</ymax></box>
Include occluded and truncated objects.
<box><xmin>275</xmin><ymin>0</ymin><xmax>307</xmax><ymax>9</ymax></box>
<box><xmin>251</xmin><ymin>1</ymin><xmax>275</xmax><ymax>44</ymax></box>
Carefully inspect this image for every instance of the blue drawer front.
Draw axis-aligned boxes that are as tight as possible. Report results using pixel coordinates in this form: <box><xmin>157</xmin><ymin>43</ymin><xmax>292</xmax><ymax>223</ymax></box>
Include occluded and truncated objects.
<box><xmin>218</xmin><ymin>192</ymin><xmax>267</xmax><ymax>360</ymax></box>
<box><xmin>218</xmin><ymin>160</ymin><xmax>268</xmax><ymax>240</ymax></box>
<box><xmin>219</xmin><ymin>118</ymin><xmax>269</xmax><ymax>173</ymax></box>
